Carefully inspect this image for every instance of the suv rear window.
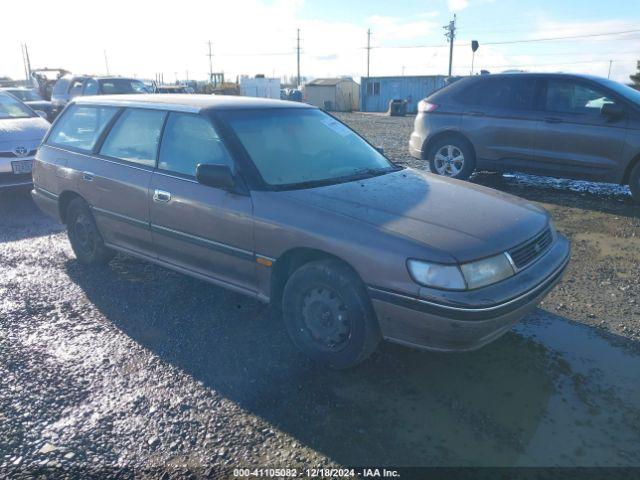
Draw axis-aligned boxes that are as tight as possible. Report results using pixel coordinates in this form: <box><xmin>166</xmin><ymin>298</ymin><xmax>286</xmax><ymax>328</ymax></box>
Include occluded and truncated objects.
<box><xmin>47</xmin><ymin>104</ymin><xmax>118</xmax><ymax>152</ymax></box>
<box><xmin>52</xmin><ymin>78</ymin><xmax>70</xmax><ymax>97</ymax></box>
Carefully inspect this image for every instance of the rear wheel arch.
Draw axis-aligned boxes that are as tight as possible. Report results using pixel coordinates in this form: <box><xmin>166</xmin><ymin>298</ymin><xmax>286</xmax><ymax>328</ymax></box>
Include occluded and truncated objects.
<box><xmin>621</xmin><ymin>153</ymin><xmax>640</xmax><ymax>185</ymax></box>
<box><xmin>58</xmin><ymin>191</ymin><xmax>86</xmax><ymax>224</ymax></box>
<box><xmin>270</xmin><ymin>247</ymin><xmax>366</xmax><ymax>308</ymax></box>
<box><xmin>422</xmin><ymin>130</ymin><xmax>476</xmax><ymax>162</ymax></box>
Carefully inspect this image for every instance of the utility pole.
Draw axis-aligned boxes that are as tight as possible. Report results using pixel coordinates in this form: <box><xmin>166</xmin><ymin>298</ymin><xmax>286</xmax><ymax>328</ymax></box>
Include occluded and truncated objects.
<box><xmin>104</xmin><ymin>50</ymin><xmax>110</xmax><ymax>75</ymax></box>
<box><xmin>207</xmin><ymin>41</ymin><xmax>214</xmax><ymax>83</ymax></box>
<box><xmin>366</xmin><ymin>28</ymin><xmax>371</xmax><ymax>78</ymax></box>
<box><xmin>21</xmin><ymin>44</ymin><xmax>32</xmax><ymax>84</ymax></box>
<box><xmin>444</xmin><ymin>14</ymin><xmax>456</xmax><ymax>77</ymax></box>
<box><xmin>608</xmin><ymin>60</ymin><xmax>613</xmax><ymax>79</ymax></box>
<box><xmin>296</xmin><ymin>29</ymin><xmax>301</xmax><ymax>87</ymax></box>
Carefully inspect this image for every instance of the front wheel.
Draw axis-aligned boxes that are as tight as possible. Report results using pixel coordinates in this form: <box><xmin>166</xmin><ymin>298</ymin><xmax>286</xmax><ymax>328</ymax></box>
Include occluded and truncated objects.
<box><xmin>66</xmin><ymin>198</ymin><xmax>115</xmax><ymax>266</ymax></box>
<box><xmin>282</xmin><ymin>260</ymin><xmax>381</xmax><ymax>369</ymax></box>
<box><xmin>629</xmin><ymin>162</ymin><xmax>640</xmax><ymax>204</ymax></box>
<box><xmin>428</xmin><ymin>137</ymin><xmax>476</xmax><ymax>180</ymax></box>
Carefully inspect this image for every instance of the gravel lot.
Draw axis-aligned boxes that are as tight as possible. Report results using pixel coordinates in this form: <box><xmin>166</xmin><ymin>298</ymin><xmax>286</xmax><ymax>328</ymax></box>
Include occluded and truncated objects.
<box><xmin>1</xmin><ymin>112</ymin><xmax>640</xmax><ymax>478</ymax></box>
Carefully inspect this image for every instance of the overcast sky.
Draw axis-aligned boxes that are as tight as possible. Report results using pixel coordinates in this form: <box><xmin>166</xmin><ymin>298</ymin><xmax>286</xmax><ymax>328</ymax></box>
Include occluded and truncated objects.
<box><xmin>1</xmin><ymin>0</ymin><xmax>639</xmax><ymax>84</ymax></box>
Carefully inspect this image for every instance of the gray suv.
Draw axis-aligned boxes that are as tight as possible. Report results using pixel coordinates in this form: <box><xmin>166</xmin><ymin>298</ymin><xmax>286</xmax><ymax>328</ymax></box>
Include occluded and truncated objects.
<box><xmin>409</xmin><ymin>73</ymin><xmax>640</xmax><ymax>202</ymax></box>
<box><xmin>32</xmin><ymin>94</ymin><xmax>570</xmax><ymax>368</ymax></box>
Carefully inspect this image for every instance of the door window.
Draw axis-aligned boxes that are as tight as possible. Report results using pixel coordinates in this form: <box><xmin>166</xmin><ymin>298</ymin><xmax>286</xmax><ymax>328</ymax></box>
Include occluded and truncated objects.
<box><xmin>69</xmin><ymin>80</ymin><xmax>84</xmax><ymax>98</ymax></box>
<box><xmin>545</xmin><ymin>80</ymin><xmax>615</xmax><ymax>115</ymax></box>
<box><xmin>47</xmin><ymin>104</ymin><xmax>118</xmax><ymax>152</ymax></box>
<box><xmin>478</xmin><ymin>77</ymin><xmax>536</xmax><ymax>110</ymax></box>
<box><xmin>100</xmin><ymin>108</ymin><xmax>166</xmax><ymax>167</ymax></box>
<box><xmin>83</xmin><ymin>79</ymin><xmax>99</xmax><ymax>96</ymax></box>
<box><xmin>158</xmin><ymin>113</ymin><xmax>234</xmax><ymax>176</ymax></box>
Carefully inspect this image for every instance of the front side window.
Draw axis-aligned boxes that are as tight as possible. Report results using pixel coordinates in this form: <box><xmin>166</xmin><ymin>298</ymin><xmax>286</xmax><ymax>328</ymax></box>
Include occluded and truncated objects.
<box><xmin>69</xmin><ymin>80</ymin><xmax>84</xmax><ymax>98</ymax></box>
<box><xmin>478</xmin><ymin>77</ymin><xmax>536</xmax><ymax>110</ymax></box>
<box><xmin>100</xmin><ymin>108</ymin><xmax>166</xmax><ymax>166</ymax></box>
<box><xmin>7</xmin><ymin>89</ymin><xmax>42</xmax><ymax>102</ymax></box>
<box><xmin>0</xmin><ymin>92</ymin><xmax>34</xmax><ymax>119</ymax></box>
<box><xmin>159</xmin><ymin>113</ymin><xmax>233</xmax><ymax>176</ymax></box>
<box><xmin>545</xmin><ymin>80</ymin><xmax>615</xmax><ymax>115</ymax></box>
<box><xmin>98</xmin><ymin>79</ymin><xmax>149</xmax><ymax>95</ymax></box>
<box><xmin>47</xmin><ymin>105</ymin><xmax>118</xmax><ymax>151</ymax></box>
<box><xmin>220</xmin><ymin>108</ymin><xmax>395</xmax><ymax>188</ymax></box>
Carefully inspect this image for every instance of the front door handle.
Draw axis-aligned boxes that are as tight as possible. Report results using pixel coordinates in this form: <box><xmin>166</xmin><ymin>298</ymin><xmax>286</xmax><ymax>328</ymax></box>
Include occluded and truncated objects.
<box><xmin>82</xmin><ymin>171</ymin><xmax>94</xmax><ymax>182</ymax></box>
<box><xmin>544</xmin><ymin>117</ymin><xmax>563</xmax><ymax>124</ymax></box>
<box><xmin>153</xmin><ymin>189</ymin><xmax>172</xmax><ymax>203</ymax></box>
<box><xmin>466</xmin><ymin>111</ymin><xmax>485</xmax><ymax>117</ymax></box>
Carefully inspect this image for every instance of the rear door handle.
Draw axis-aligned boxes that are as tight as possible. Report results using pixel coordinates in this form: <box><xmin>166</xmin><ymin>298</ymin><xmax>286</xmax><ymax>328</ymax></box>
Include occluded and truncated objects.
<box><xmin>544</xmin><ymin>117</ymin><xmax>563</xmax><ymax>124</ymax></box>
<box><xmin>82</xmin><ymin>171</ymin><xmax>94</xmax><ymax>182</ymax></box>
<box><xmin>153</xmin><ymin>189</ymin><xmax>171</xmax><ymax>203</ymax></box>
<box><xmin>466</xmin><ymin>111</ymin><xmax>485</xmax><ymax>117</ymax></box>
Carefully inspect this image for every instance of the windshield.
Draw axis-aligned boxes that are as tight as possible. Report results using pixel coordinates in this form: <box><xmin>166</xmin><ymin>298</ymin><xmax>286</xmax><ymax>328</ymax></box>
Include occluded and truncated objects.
<box><xmin>98</xmin><ymin>79</ymin><xmax>150</xmax><ymax>95</ymax></box>
<box><xmin>220</xmin><ymin>108</ymin><xmax>396</xmax><ymax>188</ymax></box>
<box><xmin>0</xmin><ymin>92</ymin><xmax>34</xmax><ymax>119</ymax></box>
<box><xmin>7</xmin><ymin>89</ymin><xmax>42</xmax><ymax>102</ymax></box>
<box><xmin>597</xmin><ymin>78</ymin><xmax>640</xmax><ymax>105</ymax></box>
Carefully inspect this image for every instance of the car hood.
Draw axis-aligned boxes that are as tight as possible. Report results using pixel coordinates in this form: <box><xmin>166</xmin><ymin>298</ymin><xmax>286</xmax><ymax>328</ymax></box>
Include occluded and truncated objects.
<box><xmin>0</xmin><ymin>117</ymin><xmax>49</xmax><ymax>149</ymax></box>
<box><xmin>282</xmin><ymin>168</ymin><xmax>549</xmax><ymax>263</ymax></box>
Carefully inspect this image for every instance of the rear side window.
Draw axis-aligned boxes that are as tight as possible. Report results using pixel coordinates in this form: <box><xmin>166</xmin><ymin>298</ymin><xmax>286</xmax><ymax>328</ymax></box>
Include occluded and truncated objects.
<box><xmin>69</xmin><ymin>80</ymin><xmax>84</xmax><ymax>98</ymax></box>
<box><xmin>458</xmin><ymin>77</ymin><xmax>536</xmax><ymax>110</ymax></box>
<box><xmin>84</xmin><ymin>79</ymin><xmax>99</xmax><ymax>96</ymax></box>
<box><xmin>158</xmin><ymin>113</ymin><xmax>233</xmax><ymax>176</ymax></box>
<box><xmin>47</xmin><ymin>104</ymin><xmax>118</xmax><ymax>152</ymax></box>
<box><xmin>100</xmin><ymin>108</ymin><xmax>166</xmax><ymax>167</ymax></box>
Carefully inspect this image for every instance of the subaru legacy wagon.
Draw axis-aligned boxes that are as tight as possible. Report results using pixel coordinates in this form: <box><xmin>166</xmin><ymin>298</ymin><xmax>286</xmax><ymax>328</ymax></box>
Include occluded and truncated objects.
<box><xmin>32</xmin><ymin>95</ymin><xmax>570</xmax><ymax>368</ymax></box>
<box><xmin>409</xmin><ymin>73</ymin><xmax>640</xmax><ymax>202</ymax></box>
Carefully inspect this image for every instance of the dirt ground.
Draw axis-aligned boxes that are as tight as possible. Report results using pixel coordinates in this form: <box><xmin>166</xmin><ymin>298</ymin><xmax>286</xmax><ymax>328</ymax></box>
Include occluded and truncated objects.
<box><xmin>1</xmin><ymin>112</ymin><xmax>639</xmax><ymax>478</ymax></box>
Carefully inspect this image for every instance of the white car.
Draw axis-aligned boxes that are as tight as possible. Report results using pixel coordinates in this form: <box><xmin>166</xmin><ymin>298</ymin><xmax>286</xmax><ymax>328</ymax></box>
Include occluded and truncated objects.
<box><xmin>0</xmin><ymin>92</ymin><xmax>50</xmax><ymax>189</ymax></box>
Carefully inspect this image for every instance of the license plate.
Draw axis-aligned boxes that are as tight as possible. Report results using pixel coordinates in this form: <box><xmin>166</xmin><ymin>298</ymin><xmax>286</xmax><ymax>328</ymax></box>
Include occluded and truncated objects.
<box><xmin>11</xmin><ymin>160</ymin><xmax>33</xmax><ymax>175</ymax></box>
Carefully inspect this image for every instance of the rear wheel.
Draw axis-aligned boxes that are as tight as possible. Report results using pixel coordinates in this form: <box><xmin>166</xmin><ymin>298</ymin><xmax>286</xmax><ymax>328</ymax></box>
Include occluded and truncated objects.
<box><xmin>282</xmin><ymin>260</ymin><xmax>381</xmax><ymax>369</ymax></box>
<box><xmin>66</xmin><ymin>198</ymin><xmax>115</xmax><ymax>265</ymax></box>
<box><xmin>629</xmin><ymin>162</ymin><xmax>640</xmax><ymax>204</ymax></box>
<box><xmin>428</xmin><ymin>137</ymin><xmax>476</xmax><ymax>180</ymax></box>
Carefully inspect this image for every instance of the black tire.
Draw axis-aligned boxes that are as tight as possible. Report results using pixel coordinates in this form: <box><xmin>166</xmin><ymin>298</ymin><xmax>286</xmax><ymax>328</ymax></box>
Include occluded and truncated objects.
<box><xmin>629</xmin><ymin>162</ymin><xmax>640</xmax><ymax>204</ymax></box>
<box><xmin>427</xmin><ymin>136</ymin><xmax>476</xmax><ymax>180</ymax></box>
<box><xmin>66</xmin><ymin>198</ymin><xmax>115</xmax><ymax>266</ymax></box>
<box><xmin>282</xmin><ymin>260</ymin><xmax>381</xmax><ymax>369</ymax></box>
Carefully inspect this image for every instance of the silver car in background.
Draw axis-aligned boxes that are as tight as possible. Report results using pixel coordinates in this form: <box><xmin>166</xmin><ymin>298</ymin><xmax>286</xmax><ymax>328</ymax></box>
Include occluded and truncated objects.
<box><xmin>0</xmin><ymin>92</ymin><xmax>50</xmax><ymax>189</ymax></box>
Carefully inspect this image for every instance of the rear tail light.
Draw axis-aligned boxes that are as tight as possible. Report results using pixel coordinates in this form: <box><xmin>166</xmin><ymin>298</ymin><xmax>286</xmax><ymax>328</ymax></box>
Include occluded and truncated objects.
<box><xmin>418</xmin><ymin>101</ymin><xmax>439</xmax><ymax>113</ymax></box>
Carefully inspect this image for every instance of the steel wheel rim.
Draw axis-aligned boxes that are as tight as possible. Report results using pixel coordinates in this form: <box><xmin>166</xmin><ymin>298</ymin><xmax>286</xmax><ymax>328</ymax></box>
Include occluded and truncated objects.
<box><xmin>301</xmin><ymin>286</ymin><xmax>351</xmax><ymax>352</ymax></box>
<box><xmin>74</xmin><ymin>213</ymin><xmax>96</xmax><ymax>256</ymax></box>
<box><xmin>434</xmin><ymin>144</ymin><xmax>465</xmax><ymax>177</ymax></box>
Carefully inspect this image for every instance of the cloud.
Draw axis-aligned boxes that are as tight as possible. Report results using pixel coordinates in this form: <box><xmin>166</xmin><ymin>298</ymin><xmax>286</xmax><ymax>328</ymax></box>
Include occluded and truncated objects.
<box><xmin>447</xmin><ymin>0</ymin><xmax>470</xmax><ymax>12</ymax></box>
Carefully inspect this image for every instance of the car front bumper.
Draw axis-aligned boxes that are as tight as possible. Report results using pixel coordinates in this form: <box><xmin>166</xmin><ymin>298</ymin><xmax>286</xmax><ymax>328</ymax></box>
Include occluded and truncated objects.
<box><xmin>369</xmin><ymin>234</ymin><xmax>571</xmax><ymax>352</ymax></box>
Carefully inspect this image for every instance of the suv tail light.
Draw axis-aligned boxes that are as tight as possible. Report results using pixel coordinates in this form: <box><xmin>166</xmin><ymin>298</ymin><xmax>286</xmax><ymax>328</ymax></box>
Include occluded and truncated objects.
<box><xmin>418</xmin><ymin>101</ymin><xmax>439</xmax><ymax>113</ymax></box>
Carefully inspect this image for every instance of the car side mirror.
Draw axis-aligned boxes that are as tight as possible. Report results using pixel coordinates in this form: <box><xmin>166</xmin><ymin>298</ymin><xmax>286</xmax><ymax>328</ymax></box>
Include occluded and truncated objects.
<box><xmin>196</xmin><ymin>163</ymin><xmax>236</xmax><ymax>190</ymax></box>
<box><xmin>376</xmin><ymin>146</ymin><xmax>384</xmax><ymax>154</ymax></box>
<box><xmin>601</xmin><ymin>103</ymin><xmax>624</xmax><ymax>118</ymax></box>
<box><xmin>35</xmin><ymin>110</ymin><xmax>48</xmax><ymax>119</ymax></box>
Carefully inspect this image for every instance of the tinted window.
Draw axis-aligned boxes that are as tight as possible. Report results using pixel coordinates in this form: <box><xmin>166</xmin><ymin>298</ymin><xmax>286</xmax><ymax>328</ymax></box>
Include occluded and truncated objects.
<box><xmin>221</xmin><ymin>108</ymin><xmax>394</xmax><ymax>187</ymax></box>
<box><xmin>545</xmin><ymin>80</ymin><xmax>615</xmax><ymax>115</ymax></box>
<box><xmin>158</xmin><ymin>113</ymin><xmax>233</xmax><ymax>176</ymax></box>
<box><xmin>84</xmin><ymin>79</ymin><xmax>99</xmax><ymax>95</ymax></box>
<box><xmin>100</xmin><ymin>108</ymin><xmax>165</xmax><ymax>166</ymax></box>
<box><xmin>69</xmin><ymin>80</ymin><xmax>84</xmax><ymax>97</ymax></box>
<box><xmin>47</xmin><ymin>105</ymin><xmax>117</xmax><ymax>151</ymax></box>
<box><xmin>98</xmin><ymin>79</ymin><xmax>149</xmax><ymax>94</ymax></box>
<box><xmin>479</xmin><ymin>77</ymin><xmax>536</xmax><ymax>110</ymax></box>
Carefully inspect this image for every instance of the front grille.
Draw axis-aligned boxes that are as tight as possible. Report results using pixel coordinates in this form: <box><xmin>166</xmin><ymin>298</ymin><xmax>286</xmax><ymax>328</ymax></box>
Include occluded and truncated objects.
<box><xmin>0</xmin><ymin>149</ymin><xmax>37</xmax><ymax>158</ymax></box>
<box><xmin>508</xmin><ymin>227</ymin><xmax>553</xmax><ymax>270</ymax></box>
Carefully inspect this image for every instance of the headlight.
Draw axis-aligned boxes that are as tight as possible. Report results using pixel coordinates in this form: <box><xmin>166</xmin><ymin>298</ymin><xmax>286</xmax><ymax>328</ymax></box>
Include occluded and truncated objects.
<box><xmin>407</xmin><ymin>259</ymin><xmax>466</xmax><ymax>290</ymax></box>
<box><xmin>460</xmin><ymin>253</ymin><xmax>515</xmax><ymax>289</ymax></box>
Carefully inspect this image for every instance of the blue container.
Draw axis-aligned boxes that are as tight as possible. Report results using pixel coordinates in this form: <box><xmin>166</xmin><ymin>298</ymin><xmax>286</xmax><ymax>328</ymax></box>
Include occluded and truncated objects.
<box><xmin>360</xmin><ymin>75</ymin><xmax>447</xmax><ymax>113</ymax></box>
